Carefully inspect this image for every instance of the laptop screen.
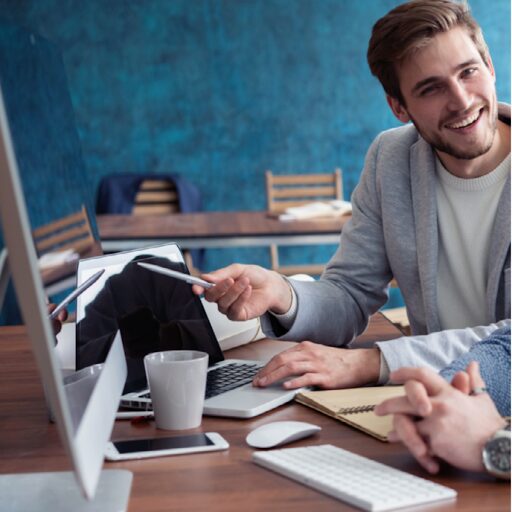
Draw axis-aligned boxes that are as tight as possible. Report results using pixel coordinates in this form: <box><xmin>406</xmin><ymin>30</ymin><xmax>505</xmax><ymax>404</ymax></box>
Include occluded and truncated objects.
<box><xmin>76</xmin><ymin>243</ymin><xmax>224</xmax><ymax>393</ymax></box>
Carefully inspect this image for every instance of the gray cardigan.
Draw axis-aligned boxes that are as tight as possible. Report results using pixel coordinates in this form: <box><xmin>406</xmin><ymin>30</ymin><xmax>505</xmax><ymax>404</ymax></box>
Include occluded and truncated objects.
<box><xmin>262</xmin><ymin>104</ymin><xmax>510</xmax><ymax>372</ymax></box>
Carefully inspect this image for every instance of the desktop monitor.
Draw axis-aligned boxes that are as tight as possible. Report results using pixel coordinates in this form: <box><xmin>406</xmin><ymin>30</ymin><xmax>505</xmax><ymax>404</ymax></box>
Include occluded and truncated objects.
<box><xmin>0</xmin><ymin>84</ymin><xmax>132</xmax><ymax>510</ymax></box>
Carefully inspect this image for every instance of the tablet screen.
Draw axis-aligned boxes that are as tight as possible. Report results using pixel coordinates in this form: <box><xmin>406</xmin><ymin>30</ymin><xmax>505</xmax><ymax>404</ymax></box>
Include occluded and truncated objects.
<box><xmin>75</xmin><ymin>243</ymin><xmax>223</xmax><ymax>392</ymax></box>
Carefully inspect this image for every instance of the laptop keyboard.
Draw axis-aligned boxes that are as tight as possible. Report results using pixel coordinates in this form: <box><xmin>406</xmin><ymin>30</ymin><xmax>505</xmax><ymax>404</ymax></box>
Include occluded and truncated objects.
<box><xmin>139</xmin><ymin>361</ymin><xmax>263</xmax><ymax>401</ymax></box>
<box><xmin>205</xmin><ymin>362</ymin><xmax>263</xmax><ymax>399</ymax></box>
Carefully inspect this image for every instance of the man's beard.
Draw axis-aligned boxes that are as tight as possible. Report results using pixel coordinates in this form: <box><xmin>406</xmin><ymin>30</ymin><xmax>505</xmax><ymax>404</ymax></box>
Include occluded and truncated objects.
<box><xmin>409</xmin><ymin>103</ymin><xmax>498</xmax><ymax>160</ymax></box>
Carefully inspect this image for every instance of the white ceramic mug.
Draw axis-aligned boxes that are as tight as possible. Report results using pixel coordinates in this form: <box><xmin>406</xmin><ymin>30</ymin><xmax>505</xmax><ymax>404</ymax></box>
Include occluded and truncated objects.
<box><xmin>144</xmin><ymin>350</ymin><xmax>209</xmax><ymax>430</ymax></box>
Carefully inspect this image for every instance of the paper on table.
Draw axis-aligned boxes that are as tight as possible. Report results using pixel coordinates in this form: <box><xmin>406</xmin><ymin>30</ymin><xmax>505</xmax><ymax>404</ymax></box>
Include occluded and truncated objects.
<box><xmin>38</xmin><ymin>249</ymin><xmax>79</xmax><ymax>270</ymax></box>
<box><xmin>278</xmin><ymin>200</ymin><xmax>352</xmax><ymax>221</ymax></box>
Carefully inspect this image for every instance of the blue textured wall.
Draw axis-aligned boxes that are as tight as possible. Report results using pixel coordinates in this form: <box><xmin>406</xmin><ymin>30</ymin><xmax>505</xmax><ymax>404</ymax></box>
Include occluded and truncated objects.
<box><xmin>0</xmin><ymin>0</ymin><xmax>509</xmax><ymax>321</ymax></box>
<box><xmin>0</xmin><ymin>21</ymin><xmax>95</xmax><ymax>229</ymax></box>
<box><xmin>0</xmin><ymin>19</ymin><xmax>96</xmax><ymax>323</ymax></box>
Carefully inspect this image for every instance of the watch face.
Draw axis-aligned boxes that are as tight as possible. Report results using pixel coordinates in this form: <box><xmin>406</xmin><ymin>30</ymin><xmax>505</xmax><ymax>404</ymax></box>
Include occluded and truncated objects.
<box><xmin>485</xmin><ymin>436</ymin><xmax>511</xmax><ymax>475</ymax></box>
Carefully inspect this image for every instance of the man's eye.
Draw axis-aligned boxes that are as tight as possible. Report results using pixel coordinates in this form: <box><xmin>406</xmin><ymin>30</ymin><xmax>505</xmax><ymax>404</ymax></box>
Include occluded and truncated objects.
<box><xmin>420</xmin><ymin>85</ymin><xmax>441</xmax><ymax>96</ymax></box>
<box><xmin>461</xmin><ymin>67</ymin><xmax>477</xmax><ymax>78</ymax></box>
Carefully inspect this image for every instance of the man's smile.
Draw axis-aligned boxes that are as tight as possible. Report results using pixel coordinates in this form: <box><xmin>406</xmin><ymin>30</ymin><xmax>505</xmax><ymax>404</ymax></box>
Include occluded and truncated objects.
<box><xmin>443</xmin><ymin>107</ymin><xmax>484</xmax><ymax>131</ymax></box>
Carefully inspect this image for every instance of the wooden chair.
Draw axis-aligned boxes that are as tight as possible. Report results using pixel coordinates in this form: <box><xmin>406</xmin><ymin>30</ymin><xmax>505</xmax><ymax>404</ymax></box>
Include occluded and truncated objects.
<box><xmin>132</xmin><ymin>179</ymin><xmax>180</xmax><ymax>215</ymax></box>
<box><xmin>265</xmin><ymin>168</ymin><xmax>343</xmax><ymax>276</ymax></box>
<box><xmin>131</xmin><ymin>179</ymin><xmax>199</xmax><ymax>274</ymax></box>
<box><xmin>33</xmin><ymin>205</ymin><xmax>101</xmax><ymax>296</ymax></box>
<box><xmin>33</xmin><ymin>205</ymin><xmax>95</xmax><ymax>257</ymax></box>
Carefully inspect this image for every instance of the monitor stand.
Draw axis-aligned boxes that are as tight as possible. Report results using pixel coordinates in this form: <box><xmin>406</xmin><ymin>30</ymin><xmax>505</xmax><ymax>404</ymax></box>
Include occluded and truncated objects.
<box><xmin>0</xmin><ymin>469</ymin><xmax>132</xmax><ymax>511</ymax></box>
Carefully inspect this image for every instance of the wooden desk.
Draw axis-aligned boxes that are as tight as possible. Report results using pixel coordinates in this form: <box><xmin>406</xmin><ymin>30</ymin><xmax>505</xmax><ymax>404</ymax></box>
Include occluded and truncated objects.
<box><xmin>0</xmin><ymin>315</ymin><xmax>508</xmax><ymax>511</ymax></box>
<box><xmin>98</xmin><ymin>211</ymin><xmax>350</xmax><ymax>252</ymax></box>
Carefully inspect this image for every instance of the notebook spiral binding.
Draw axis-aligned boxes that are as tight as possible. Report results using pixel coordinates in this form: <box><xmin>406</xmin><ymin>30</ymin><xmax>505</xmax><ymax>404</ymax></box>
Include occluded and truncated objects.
<box><xmin>337</xmin><ymin>404</ymin><xmax>376</xmax><ymax>415</ymax></box>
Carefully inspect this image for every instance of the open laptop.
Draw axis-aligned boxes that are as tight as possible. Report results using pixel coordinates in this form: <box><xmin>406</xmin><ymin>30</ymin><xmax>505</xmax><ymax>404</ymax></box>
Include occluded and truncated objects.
<box><xmin>76</xmin><ymin>243</ymin><xmax>303</xmax><ymax>418</ymax></box>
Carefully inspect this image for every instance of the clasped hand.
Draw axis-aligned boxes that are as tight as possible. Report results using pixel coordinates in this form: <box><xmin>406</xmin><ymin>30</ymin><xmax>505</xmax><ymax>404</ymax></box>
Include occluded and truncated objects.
<box><xmin>374</xmin><ymin>362</ymin><xmax>506</xmax><ymax>474</ymax></box>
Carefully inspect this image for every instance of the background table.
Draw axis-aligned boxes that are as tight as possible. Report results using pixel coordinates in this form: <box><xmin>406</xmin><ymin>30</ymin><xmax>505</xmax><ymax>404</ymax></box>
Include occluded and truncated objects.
<box><xmin>0</xmin><ymin>315</ymin><xmax>508</xmax><ymax>511</ymax></box>
<box><xmin>98</xmin><ymin>211</ymin><xmax>350</xmax><ymax>252</ymax></box>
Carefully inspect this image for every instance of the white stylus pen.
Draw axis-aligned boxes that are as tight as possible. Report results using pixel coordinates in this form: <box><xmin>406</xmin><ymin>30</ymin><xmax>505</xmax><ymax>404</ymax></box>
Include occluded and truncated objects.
<box><xmin>137</xmin><ymin>262</ymin><xmax>214</xmax><ymax>289</ymax></box>
<box><xmin>49</xmin><ymin>269</ymin><xmax>105</xmax><ymax>320</ymax></box>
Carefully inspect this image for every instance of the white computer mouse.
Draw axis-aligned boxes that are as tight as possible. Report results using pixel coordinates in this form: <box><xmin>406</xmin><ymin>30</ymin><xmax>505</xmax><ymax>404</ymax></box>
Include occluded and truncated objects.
<box><xmin>246</xmin><ymin>421</ymin><xmax>321</xmax><ymax>449</ymax></box>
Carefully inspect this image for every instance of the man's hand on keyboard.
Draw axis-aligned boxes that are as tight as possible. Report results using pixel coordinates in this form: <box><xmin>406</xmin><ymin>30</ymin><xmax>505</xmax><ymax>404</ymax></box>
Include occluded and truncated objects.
<box><xmin>252</xmin><ymin>341</ymin><xmax>381</xmax><ymax>389</ymax></box>
<box><xmin>374</xmin><ymin>362</ymin><xmax>506</xmax><ymax>474</ymax></box>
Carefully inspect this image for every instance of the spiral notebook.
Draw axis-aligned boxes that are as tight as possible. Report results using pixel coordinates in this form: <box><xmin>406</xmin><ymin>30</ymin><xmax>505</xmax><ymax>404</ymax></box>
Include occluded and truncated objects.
<box><xmin>295</xmin><ymin>386</ymin><xmax>405</xmax><ymax>442</ymax></box>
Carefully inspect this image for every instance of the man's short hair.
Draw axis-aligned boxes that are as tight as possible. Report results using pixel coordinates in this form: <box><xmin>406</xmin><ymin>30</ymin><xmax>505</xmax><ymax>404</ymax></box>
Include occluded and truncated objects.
<box><xmin>367</xmin><ymin>0</ymin><xmax>489</xmax><ymax>103</ymax></box>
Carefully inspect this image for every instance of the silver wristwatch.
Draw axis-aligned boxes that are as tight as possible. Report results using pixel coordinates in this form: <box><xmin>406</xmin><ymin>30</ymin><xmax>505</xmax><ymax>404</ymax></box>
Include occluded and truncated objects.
<box><xmin>482</xmin><ymin>426</ymin><xmax>511</xmax><ymax>480</ymax></box>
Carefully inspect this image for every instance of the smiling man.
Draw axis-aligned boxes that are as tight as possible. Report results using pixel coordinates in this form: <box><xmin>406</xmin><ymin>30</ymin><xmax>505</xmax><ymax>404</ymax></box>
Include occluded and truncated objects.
<box><xmin>386</xmin><ymin>27</ymin><xmax>508</xmax><ymax>174</ymax></box>
<box><xmin>194</xmin><ymin>0</ymin><xmax>510</xmax><ymax>393</ymax></box>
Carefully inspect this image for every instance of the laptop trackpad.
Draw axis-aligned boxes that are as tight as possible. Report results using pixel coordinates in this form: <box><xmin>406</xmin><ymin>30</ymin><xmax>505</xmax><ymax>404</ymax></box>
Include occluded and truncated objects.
<box><xmin>204</xmin><ymin>382</ymin><xmax>299</xmax><ymax>417</ymax></box>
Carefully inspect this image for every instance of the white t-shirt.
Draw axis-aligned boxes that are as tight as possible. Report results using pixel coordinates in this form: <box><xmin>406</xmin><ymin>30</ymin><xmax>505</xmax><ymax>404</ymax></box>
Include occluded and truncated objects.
<box><xmin>436</xmin><ymin>154</ymin><xmax>510</xmax><ymax>330</ymax></box>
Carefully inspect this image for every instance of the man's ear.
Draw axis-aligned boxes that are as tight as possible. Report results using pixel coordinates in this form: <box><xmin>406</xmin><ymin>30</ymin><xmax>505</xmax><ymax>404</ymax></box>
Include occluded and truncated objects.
<box><xmin>386</xmin><ymin>95</ymin><xmax>410</xmax><ymax>123</ymax></box>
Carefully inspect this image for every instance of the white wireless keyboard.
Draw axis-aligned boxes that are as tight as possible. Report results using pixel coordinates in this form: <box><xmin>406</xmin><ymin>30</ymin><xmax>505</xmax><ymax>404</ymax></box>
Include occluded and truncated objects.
<box><xmin>253</xmin><ymin>444</ymin><xmax>456</xmax><ymax>512</ymax></box>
